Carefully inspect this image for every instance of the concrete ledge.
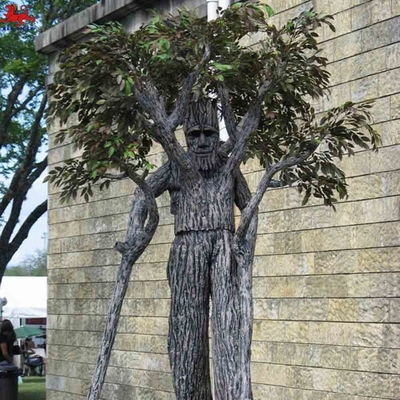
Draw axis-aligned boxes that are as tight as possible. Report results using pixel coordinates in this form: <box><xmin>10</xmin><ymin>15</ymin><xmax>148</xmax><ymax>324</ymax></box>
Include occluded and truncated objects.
<box><xmin>35</xmin><ymin>0</ymin><xmax>148</xmax><ymax>54</ymax></box>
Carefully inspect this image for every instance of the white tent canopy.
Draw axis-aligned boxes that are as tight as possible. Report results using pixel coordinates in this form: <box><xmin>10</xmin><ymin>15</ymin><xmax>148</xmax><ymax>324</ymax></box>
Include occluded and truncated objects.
<box><xmin>0</xmin><ymin>277</ymin><xmax>47</xmax><ymax>325</ymax></box>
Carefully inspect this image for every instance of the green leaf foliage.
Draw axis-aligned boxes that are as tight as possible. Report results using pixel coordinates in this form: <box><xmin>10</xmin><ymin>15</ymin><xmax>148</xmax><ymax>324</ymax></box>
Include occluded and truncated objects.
<box><xmin>48</xmin><ymin>2</ymin><xmax>380</xmax><ymax>207</ymax></box>
<box><xmin>0</xmin><ymin>0</ymin><xmax>99</xmax><ymax>179</ymax></box>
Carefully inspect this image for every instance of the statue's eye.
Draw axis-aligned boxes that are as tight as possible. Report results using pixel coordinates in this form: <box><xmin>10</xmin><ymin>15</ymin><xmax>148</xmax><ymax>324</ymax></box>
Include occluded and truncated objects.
<box><xmin>204</xmin><ymin>130</ymin><xmax>215</xmax><ymax>137</ymax></box>
<box><xmin>189</xmin><ymin>131</ymin><xmax>201</xmax><ymax>138</ymax></box>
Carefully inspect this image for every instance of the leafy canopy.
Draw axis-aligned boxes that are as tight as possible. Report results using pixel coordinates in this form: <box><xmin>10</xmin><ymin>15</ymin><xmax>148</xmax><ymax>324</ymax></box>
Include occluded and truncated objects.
<box><xmin>48</xmin><ymin>2</ymin><xmax>380</xmax><ymax>206</ymax></box>
<box><xmin>0</xmin><ymin>0</ymin><xmax>99</xmax><ymax>190</ymax></box>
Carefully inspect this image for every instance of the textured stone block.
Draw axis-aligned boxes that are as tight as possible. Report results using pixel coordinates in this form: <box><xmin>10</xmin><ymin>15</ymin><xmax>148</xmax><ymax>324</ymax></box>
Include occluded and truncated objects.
<box><xmin>253</xmin><ymin>253</ymin><xmax>315</xmax><ymax>276</ymax></box>
<box><xmin>379</xmin><ymin>68</ymin><xmax>400</xmax><ymax>97</ymax></box>
<box><xmin>253</xmin><ymin>319</ymin><xmax>400</xmax><ymax>348</ymax></box>
<box><xmin>328</xmin><ymin>47</ymin><xmax>386</xmax><ymax>86</ymax></box>
<box><xmin>351</xmin><ymin>1</ymin><xmax>372</xmax><ymax>30</ymax></box>
<box><xmin>325</xmin><ymin>82</ymin><xmax>352</xmax><ymax>109</ymax></box>
<box><xmin>47</xmin><ymin>375</ymin><xmax>88</xmax><ymax>396</ymax></box>
<box><xmin>333</xmin><ymin>31</ymin><xmax>363</xmax><ymax>62</ymax></box>
<box><xmin>47</xmin><ymin>313</ymin><xmax>109</xmax><ymax>332</ymax></box>
<box><xmin>375</xmin><ymin>119</ymin><xmax>400</xmax><ymax>146</ymax></box>
<box><xmin>352</xmin><ymin>247</ymin><xmax>397</xmax><ymax>274</ymax></box>
<box><xmin>48</xmin><ymin>265</ymin><xmax>118</xmax><ymax>284</ymax></box>
<box><xmin>387</xmin><ymin>42</ymin><xmax>400</xmax><ymax>69</ymax></box>
<box><xmin>47</xmin><ymin>390</ymin><xmax>84</xmax><ymax>400</ymax></box>
<box><xmin>102</xmin><ymin>382</ymin><xmax>175</xmax><ymax>400</ymax></box>
<box><xmin>251</xmin><ymin>341</ymin><xmax>390</xmax><ymax>372</ymax></box>
<box><xmin>258</xmin><ymin>196</ymin><xmax>400</xmax><ymax>235</ymax></box>
<box><xmin>125</xmin><ymin>316</ymin><xmax>169</xmax><ymax>336</ymax></box>
<box><xmin>393</xmin><ymin>0</ymin><xmax>400</xmax><ymax>15</ymax></box>
<box><xmin>48</xmin><ymin>249</ymin><xmax>119</xmax><ymax>269</ymax></box>
<box><xmin>360</xmin><ymin>17</ymin><xmax>400</xmax><ymax>53</ymax></box>
<box><xmin>350</xmin><ymin>74</ymin><xmax>379</xmax><ymax>103</ymax></box>
<box><xmin>391</xmin><ymin>93</ymin><xmax>400</xmax><ymax>119</ymax></box>
<box><xmin>49</xmin><ymin>213</ymin><xmax>129</xmax><ymax>239</ymax></box>
<box><xmin>370</xmin><ymin>94</ymin><xmax>391</xmax><ymax>123</ymax></box>
<box><xmin>323</xmin><ymin>8</ymin><xmax>351</xmax><ymax>41</ymax></box>
<box><xmin>371</xmin><ymin>0</ymin><xmax>393</xmax><ymax>22</ymax></box>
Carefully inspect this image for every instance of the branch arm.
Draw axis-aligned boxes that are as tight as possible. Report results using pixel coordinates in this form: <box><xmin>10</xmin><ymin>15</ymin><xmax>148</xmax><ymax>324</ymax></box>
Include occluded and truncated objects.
<box><xmin>223</xmin><ymin>80</ymin><xmax>274</xmax><ymax>175</ymax></box>
<box><xmin>87</xmin><ymin>164</ymin><xmax>171</xmax><ymax>400</ymax></box>
<box><xmin>130</xmin><ymin>49</ymin><xmax>212</xmax><ymax>182</ymax></box>
<box><xmin>236</xmin><ymin>144</ymin><xmax>318</xmax><ymax>240</ymax></box>
<box><xmin>113</xmin><ymin>162</ymin><xmax>170</xmax><ymax>253</ymax></box>
<box><xmin>168</xmin><ymin>45</ymin><xmax>211</xmax><ymax>129</ymax></box>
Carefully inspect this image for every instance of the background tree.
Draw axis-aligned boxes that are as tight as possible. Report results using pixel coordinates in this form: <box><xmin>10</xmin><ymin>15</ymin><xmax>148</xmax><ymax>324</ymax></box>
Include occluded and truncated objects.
<box><xmin>4</xmin><ymin>248</ymin><xmax>47</xmax><ymax>276</ymax></box>
<box><xmin>47</xmin><ymin>3</ymin><xmax>380</xmax><ymax>399</ymax></box>
<box><xmin>0</xmin><ymin>0</ymin><xmax>98</xmax><ymax>284</ymax></box>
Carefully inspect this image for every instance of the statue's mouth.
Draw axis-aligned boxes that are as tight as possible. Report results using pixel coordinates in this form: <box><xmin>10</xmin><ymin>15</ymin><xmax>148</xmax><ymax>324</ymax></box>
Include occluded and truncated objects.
<box><xmin>192</xmin><ymin>150</ymin><xmax>212</xmax><ymax>155</ymax></box>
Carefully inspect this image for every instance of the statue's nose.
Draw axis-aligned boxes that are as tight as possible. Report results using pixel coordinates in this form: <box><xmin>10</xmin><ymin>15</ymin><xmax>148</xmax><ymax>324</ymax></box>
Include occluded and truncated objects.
<box><xmin>199</xmin><ymin>132</ymin><xmax>207</xmax><ymax>146</ymax></box>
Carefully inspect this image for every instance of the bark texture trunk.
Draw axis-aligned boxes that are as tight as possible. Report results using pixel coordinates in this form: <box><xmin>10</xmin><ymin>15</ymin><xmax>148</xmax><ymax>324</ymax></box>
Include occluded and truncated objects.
<box><xmin>166</xmin><ymin>166</ymin><xmax>257</xmax><ymax>399</ymax></box>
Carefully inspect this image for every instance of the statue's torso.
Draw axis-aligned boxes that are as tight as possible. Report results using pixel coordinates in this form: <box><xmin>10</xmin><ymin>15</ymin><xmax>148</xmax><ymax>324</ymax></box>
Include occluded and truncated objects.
<box><xmin>169</xmin><ymin>163</ymin><xmax>235</xmax><ymax>234</ymax></box>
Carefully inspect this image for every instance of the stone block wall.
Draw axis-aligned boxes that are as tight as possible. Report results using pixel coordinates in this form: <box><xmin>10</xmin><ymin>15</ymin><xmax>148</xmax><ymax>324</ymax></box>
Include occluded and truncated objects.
<box><xmin>41</xmin><ymin>0</ymin><xmax>400</xmax><ymax>399</ymax></box>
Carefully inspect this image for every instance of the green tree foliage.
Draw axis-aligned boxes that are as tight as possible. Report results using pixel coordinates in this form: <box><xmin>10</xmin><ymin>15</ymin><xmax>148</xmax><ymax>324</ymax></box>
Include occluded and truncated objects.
<box><xmin>48</xmin><ymin>3</ymin><xmax>380</xmax><ymax>208</ymax></box>
<box><xmin>5</xmin><ymin>248</ymin><xmax>47</xmax><ymax>276</ymax></box>
<box><xmin>0</xmin><ymin>0</ymin><xmax>98</xmax><ymax>283</ymax></box>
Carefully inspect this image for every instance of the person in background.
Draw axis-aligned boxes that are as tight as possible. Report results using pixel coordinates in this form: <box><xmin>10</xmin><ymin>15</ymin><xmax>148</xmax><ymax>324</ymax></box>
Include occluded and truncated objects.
<box><xmin>0</xmin><ymin>319</ymin><xmax>17</xmax><ymax>366</ymax></box>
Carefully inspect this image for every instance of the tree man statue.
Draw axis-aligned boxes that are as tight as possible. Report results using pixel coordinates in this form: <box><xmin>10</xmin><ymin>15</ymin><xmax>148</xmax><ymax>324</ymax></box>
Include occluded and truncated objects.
<box><xmin>47</xmin><ymin>4</ymin><xmax>380</xmax><ymax>400</ymax></box>
<box><xmin>140</xmin><ymin>99</ymin><xmax>255</xmax><ymax>398</ymax></box>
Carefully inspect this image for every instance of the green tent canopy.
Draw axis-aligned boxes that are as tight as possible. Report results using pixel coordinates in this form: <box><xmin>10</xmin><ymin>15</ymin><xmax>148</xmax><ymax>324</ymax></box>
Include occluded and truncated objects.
<box><xmin>14</xmin><ymin>326</ymin><xmax>45</xmax><ymax>339</ymax></box>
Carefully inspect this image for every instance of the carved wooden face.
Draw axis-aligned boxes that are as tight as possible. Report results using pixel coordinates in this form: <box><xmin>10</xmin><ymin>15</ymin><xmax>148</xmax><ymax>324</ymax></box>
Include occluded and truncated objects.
<box><xmin>186</xmin><ymin>126</ymin><xmax>219</xmax><ymax>154</ymax></box>
<box><xmin>186</xmin><ymin>126</ymin><xmax>220</xmax><ymax>171</ymax></box>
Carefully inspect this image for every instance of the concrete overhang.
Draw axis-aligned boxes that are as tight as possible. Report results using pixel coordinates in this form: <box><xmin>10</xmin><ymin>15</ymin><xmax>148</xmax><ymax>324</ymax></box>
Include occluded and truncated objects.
<box><xmin>35</xmin><ymin>0</ymin><xmax>149</xmax><ymax>54</ymax></box>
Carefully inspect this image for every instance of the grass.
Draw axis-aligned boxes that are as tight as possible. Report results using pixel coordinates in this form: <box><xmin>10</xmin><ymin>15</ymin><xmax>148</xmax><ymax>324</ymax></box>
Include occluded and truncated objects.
<box><xmin>18</xmin><ymin>376</ymin><xmax>46</xmax><ymax>400</ymax></box>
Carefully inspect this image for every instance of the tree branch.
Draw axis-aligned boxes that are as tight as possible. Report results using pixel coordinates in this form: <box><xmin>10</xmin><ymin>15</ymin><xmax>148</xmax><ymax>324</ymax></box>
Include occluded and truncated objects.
<box><xmin>87</xmin><ymin>165</ymin><xmax>165</xmax><ymax>400</ymax></box>
<box><xmin>236</xmin><ymin>144</ymin><xmax>318</xmax><ymax>239</ymax></box>
<box><xmin>168</xmin><ymin>45</ymin><xmax>211</xmax><ymax>130</ymax></box>
<box><xmin>125</xmin><ymin>169</ymin><xmax>159</xmax><ymax>237</ymax></box>
<box><xmin>223</xmin><ymin>79</ymin><xmax>275</xmax><ymax>177</ymax></box>
<box><xmin>132</xmin><ymin>47</ymin><xmax>212</xmax><ymax>184</ymax></box>
<box><xmin>0</xmin><ymin>98</ymin><xmax>47</xmax><ymax>219</ymax></box>
<box><xmin>9</xmin><ymin>200</ymin><xmax>47</xmax><ymax>255</ymax></box>
<box><xmin>103</xmin><ymin>172</ymin><xmax>128</xmax><ymax>180</ymax></box>
<box><xmin>134</xmin><ymin>84</ymin><xmax>200</xmax><ymax>183</ymax></box>
<box><xmin>218</xmin><ymin>84</ymin><xmax>238</xmax><ymax>156</ymax></box>
<box><xmin>0</xmin><ymin>196</ymin><xmax>24</xmax><ymax>245</ymax></box>
<box><xmin>0</xmin><ymin>75</ymin><xmax>28</xmax><ymax>149</ymax></box>
<box><xmin>23</xmin><ymin>94</ymin><xmax>47</xmax><ymax>167</ymax></box>
<box><xmin>27</xmin><ymin>157</ymin><xmax>48</xmax><ymax>187</ymax></box>
<box><xmin>0</xmin><ymin>156</ymin><xmax>47</xmax><ymax>245</ymax></box>
<box><xmin>11</xmin><ymin>87</ymin><xmax>43</xmax><ymax>118</ymax></box>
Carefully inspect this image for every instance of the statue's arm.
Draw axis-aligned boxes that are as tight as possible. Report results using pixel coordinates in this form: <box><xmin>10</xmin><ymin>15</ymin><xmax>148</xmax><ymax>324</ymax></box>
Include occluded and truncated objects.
<box><xmin>234</xmin><ymin>169</ymin><xmax>252</xmax><ymax>211</ymax></box>
<box><xmin>144</xmin><ymin>161</ymin><xmax>172</xmax><ymax>198</ymax></box>
<box><xmin>128</xmin><ymin>162</ymin><xmax>171</xmax><ymax>234</ymax></box>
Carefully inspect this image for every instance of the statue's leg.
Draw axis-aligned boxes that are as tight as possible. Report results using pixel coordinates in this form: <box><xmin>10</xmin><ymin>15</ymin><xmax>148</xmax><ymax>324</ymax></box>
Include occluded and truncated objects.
<box><xmin>167</xmin><ymin>231</ymin><xmax>213</xmax><ymax>400</ymax></box>
<box><xmin>211</xmin><ymin>230</ymin><xmax>253</xmax><ymax>400</ymax></box>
